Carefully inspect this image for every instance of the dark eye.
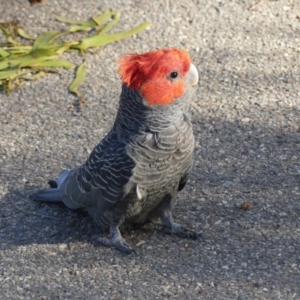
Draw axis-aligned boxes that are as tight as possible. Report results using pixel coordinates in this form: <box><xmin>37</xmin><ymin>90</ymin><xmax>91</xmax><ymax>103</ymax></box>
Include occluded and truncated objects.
<box><xmin>170</xmin><ymin>71</ymin><xmax>178</xmax><ymax>79</ymax></box>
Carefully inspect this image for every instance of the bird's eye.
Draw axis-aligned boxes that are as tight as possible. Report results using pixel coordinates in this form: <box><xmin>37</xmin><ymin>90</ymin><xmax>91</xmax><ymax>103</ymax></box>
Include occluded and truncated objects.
<box><xmin>170</xmin><ymin>71</ymin><xmax>178</xmax><ymax>79</ymax></box>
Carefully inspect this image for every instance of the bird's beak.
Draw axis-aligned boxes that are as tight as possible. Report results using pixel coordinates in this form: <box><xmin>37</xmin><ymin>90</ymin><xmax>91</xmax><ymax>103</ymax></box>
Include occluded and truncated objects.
<box><xmin>187</xmin><ymin>63</ymin><xmax>199</xmax><ymax>87</ymax></box>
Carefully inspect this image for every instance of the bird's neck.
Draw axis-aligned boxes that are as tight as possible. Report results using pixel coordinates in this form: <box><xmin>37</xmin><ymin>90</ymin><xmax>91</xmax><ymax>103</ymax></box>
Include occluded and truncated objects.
<box><xmin>113</xmin><ymin>84</ymin><xmax>187</xmax><ymax>134</ymax></box>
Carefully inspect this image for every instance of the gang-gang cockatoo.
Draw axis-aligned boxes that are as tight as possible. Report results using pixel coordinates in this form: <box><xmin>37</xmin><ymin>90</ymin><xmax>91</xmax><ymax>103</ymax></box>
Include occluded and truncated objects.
<box><xmin>31</xmin><ymin>48</ymin><xmax>200</xmax><ymax>253</ymax></box>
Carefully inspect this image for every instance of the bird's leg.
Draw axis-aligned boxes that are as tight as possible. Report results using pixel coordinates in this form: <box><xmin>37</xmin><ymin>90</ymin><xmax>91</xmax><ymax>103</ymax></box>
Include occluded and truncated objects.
<box><xmin>98</xmin><ymin>225</ymin><xmax>137</xmax><ymax>254</ymax></box>
<box><xmin>160</xmin><ymin>208</ymin><xmax>200</xmax><ymax>240</ymax></box>
<box><xmin>153</xmin><ymin>194</ymin><xmax>201</xmax><ymax>239</ymax></box>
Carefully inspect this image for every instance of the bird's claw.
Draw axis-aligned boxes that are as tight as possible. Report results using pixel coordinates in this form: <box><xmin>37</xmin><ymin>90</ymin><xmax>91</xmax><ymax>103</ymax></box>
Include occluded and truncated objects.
<box><xmin>98</xmin><ymin>236</ymin><xmax>137</xmax><ymax>255</ymax></box>
<box><xmin>162</xmin><ymin>223</ymin><xmax>203</xmax><ymax>240</ymax></box>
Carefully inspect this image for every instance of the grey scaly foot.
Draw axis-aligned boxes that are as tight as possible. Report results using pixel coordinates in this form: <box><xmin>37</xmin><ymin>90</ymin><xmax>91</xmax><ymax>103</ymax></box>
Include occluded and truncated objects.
<box><xmin>97</xmin><ymin>226</ymin><xmax>137</xmax><ymax>254</ymax></box>
<box><xmin>162</xmin><ymin>222</ymin><xmax>202</xmax><ymax>240</ymax></box>
<box><xmin>160</xmin><ymin>209</ymin><xmax>202</xmax><ymax>240</ymax></box>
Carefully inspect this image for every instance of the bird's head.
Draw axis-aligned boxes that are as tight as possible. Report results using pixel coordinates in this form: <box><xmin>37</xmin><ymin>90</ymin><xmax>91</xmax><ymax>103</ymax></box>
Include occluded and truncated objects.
<box><xmin>118</xmin><ymin>48</ymin><xmax>198</xmax><ymax>106</ymax></box>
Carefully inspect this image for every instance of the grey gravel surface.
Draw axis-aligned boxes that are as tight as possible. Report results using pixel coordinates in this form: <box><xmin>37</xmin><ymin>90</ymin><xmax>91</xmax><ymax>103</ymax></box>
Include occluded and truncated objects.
<box><xmin>1</xmin><ymin>0</ymin><xmax>300</xmax><ymax>299</ymax></box>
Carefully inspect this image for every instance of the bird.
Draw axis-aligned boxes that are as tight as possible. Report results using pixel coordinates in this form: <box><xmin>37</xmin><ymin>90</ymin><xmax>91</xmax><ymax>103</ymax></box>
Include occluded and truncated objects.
<box><xmin>31</xmin><ymin>48</ymin><xmax>200</xmax><ymax>254</ymax></box>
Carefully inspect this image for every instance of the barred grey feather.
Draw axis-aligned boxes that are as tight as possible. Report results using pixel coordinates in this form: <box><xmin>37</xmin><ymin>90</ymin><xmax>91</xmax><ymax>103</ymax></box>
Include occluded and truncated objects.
<box><xmin>31</xmin><ymin>51</ymin><xmax>199</xmax><ymax>253</ymax></box>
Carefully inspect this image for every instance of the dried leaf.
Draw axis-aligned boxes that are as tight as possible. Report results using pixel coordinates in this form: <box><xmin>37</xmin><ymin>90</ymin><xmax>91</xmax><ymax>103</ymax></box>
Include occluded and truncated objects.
<box><xmin>0</xmin><ymin>21</ymin><xmax>20</xmax><ymax>38</ymax></box>
<box><xmin>0</xmin><ymin>24</ymin><xmax>10</xmax><ymax>39</ymax></box>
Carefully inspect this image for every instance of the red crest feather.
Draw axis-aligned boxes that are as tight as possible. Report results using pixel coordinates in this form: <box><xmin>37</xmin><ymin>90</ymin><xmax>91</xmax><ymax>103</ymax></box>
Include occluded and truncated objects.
<box><xmin>118</xmin><ymin>49</ymin><xmax>191</xmax><ymax>105</ymax></box>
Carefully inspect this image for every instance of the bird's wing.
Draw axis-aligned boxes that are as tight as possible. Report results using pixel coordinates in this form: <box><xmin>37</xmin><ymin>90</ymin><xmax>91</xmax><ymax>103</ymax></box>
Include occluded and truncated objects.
<box><xmin>127</xmin><ymin>117</ymin><xmax>194</xmax><ymax>194</ymax></box>
<box><xmin>61</xmin><ymin>133</ymin><xmax>136</xmax><ymax>212</ymax></box>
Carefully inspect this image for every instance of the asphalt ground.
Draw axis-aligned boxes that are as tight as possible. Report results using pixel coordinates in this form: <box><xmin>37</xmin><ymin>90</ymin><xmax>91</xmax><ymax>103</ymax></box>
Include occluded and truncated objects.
<box><xmin>0</xmin><ymin>0</ymin><xmax>300</xmax><ymax>299</ymax></box>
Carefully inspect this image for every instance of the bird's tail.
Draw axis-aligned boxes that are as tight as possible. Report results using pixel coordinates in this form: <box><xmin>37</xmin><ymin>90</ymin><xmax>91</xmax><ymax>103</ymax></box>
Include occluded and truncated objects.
<box><xmin>30</xmin><ymin>170</ymin><xmax>69</xmax><ymax>202</ymax></box>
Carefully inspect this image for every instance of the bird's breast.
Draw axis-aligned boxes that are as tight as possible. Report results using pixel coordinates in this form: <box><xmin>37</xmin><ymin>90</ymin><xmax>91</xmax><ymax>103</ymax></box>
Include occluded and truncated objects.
<box><xmin>126</xmin><ymin>115</ymin><xmax>194</xmax><ymax>193</ymax></box>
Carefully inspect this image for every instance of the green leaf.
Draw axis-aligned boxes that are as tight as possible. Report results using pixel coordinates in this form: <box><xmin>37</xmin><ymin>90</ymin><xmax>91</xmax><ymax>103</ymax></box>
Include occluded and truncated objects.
<box><xmin>1</xmin><ymin>45</ymin><xmax>32</xmax><ymax>53</ymax></box>
<box><xmin>99</xmin><ymin>11</ymin><xmax>121</xmax><ymax>34</ymax></box>
<box><xmin>17</xmin><ymin>28</ymin><xmax>35</xmax><ymax>40</ymax></box>
<box><xmin>92</xmin><ymin>11</ymin><xmax>113</xmax><ymax>26</ymax></box>
<box><xmin>21</xmin><ymin>71</ymin><xmax>46</xmax><ymax>81</ymax></box>
<box><xmin>0</xmin><ymin>53</ymin><xmax>58</xmax><ymax>69</ymax></box>
<box><xmin>6</xmin><ymin>36</ymin><xmax>20</xmax><ymax>46</ymax></box>
<box><xmin>28</xmin><ymin>48</ymin><xmax>58</xmax><ymax>58</ymax></box>
<box><xmin>31</xmin><ymin>60</ymin><xmax>75</xmax><ymax>69</ymax></box>
<box><xmin>69</xmin><ymin>25</ymin><xmax>94</xmax><ymax>32</ymax></box>
<box><xmin>32</xmin><ymin>31</ymin><xmax>62</xmax><ymax>49</ymax></box>
<box><xmin>74</xmin><ymin>21</ymin><xmax>151</xmax><ymax>51</ymax></box>
<box><xmin>0</xmin><ymin>60</ymin><xmax>10</xmax><ymax>70</ymax></box>
<box><xmin>69</xmin><ymin>61</ymin><xmax>86</xmax><ymax>102</ymax></box>
<box><xmin>0</xmin><ymin>48</ymin><xmax>10</xmax><ymax>58</ymax></box>
<box><xmin>0</xmin><ymin>67</ymin><xmax>19</xmax><ymax>80</ymax></box>
<box><xmin>56</xmin><ymin>16</ymin><xmax>95</xmax><ymax>26</ymax></box>
<box><xmin>18</xmin><ymin>55</ymin><xmax>58</xmax><ymax>68</ymax></box>
<box><xmin>0</xmin><ymin>12</ymin><xmax>151</xmax><ymax>99</ymax></box>
<box><xmin>50</xmin><ymin>41</ymin><xmax>79</xmax><ymax>54</ymax></box>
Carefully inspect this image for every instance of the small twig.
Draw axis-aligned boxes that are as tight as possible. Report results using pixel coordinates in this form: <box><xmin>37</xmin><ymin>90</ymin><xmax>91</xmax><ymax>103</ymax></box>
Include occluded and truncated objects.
<box><xmin>248</xmin><ymin>0</ymin><xmax>266</xmax><ymax>11</ymax></box>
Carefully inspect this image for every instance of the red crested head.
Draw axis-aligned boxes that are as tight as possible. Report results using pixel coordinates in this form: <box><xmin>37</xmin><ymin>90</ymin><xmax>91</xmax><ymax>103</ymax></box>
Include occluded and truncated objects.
<box><xmin>118</xmin><ymin>48</ymin><xmax>192</xmax><ymax>106</ymax></box>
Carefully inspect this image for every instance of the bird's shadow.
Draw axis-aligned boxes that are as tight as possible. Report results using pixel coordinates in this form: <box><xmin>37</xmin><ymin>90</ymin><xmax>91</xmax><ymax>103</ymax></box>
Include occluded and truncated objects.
<box><xmin>1</xmin><ymin>117</ymin><xmax>299</xmax><ymax>253</ymax></box>
<box><xmin>0</xmin><ymin>185</ymin><xmax>172</xmax><ymax>251</ymax></box>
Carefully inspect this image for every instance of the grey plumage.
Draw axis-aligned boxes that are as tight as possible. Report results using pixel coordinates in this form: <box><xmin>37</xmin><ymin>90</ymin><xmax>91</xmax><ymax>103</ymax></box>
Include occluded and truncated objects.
<box><xmin>31</xmin><ymin>49</ymin><xmax>200</xmax><ymax>253</ymax></box>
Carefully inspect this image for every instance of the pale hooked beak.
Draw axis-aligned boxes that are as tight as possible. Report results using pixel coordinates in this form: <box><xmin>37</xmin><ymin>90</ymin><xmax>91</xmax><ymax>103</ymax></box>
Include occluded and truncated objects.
<box><xmin>187</xmin><ymin>63</ymin><xmax>199</xmax><ymax>87</ymax></box>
